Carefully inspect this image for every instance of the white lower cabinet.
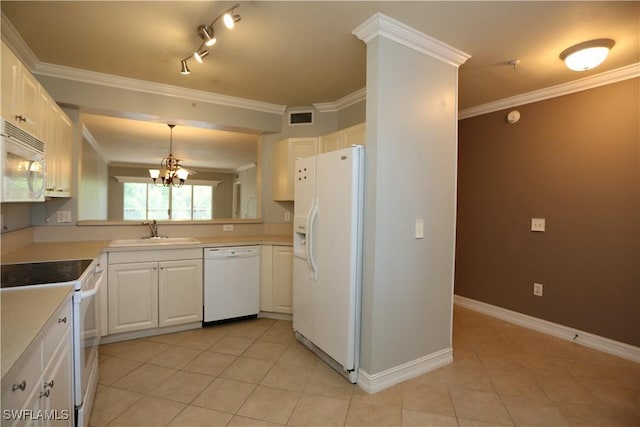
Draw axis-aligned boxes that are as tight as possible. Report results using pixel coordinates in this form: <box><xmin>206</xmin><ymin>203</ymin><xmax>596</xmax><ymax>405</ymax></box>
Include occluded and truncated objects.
<box><xmin>260</xmin><ymin>245</ymin><xmax>293</xmax><ymax>314</ymax></box>
<box><xmin>107</xmin><ymin>249</ymin><xmax>202</xmax><ymax>335</ymax></box>
<box><xmin>1</xmin><ymin>298</ymin><xmax>73</xmax><ymax>427</ymax></box>
<box><xmin>108</xmin><ymin>262</ymin><xmax>158</xmax><ymax>334</ymax></box>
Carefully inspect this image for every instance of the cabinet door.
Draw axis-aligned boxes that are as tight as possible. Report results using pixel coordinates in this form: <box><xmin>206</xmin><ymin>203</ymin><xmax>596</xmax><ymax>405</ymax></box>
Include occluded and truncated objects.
<box><xmin>319</xmin><ymin>131</ymin><xmax>342</xmax><ymax>154</ymax></box>
<box><xmin>272</xmin><ymin>138</ymin><xmax>318</xmax><ymax>201</ymax></box>
<box><xmin>17</xmin><ymin>67</ymin><xmax>41</xmax><ymax>138</ymax></box>
<box><xmin>41</xmin><ymin>94</ymin><xmax>58</xmax><ymax>195</ymax></box>
<box><xmin>43</xmin><ymin>101</ymin><xmax>73</xmax><ymax>198</ymax></box>
<box><xmin>1</xmin><ymin>42</ymin><xmax>20</xmax><ymax>125</ymax></box>
<box><xmin>158</xmin><ymin>259</ymin><xmax>203</xmax><ymax>327</ymax></box>
<box><xmin>0</xmin><ymin>342</ymin><xmax>41</xmax><ymax>423</ymax></box>
<box><xmin>272</xmin><ymin>246</ymin><xmax>293</xmax><ymax>314</ymax></box>
<box><xmin>343</xmin><ymin>123</ymin><xmax>366</xmax><ymax>147</ymax></box>
<box><xmin>41</xmin><ymin>329</ymin><xmax>73</xmax><ymax>427</ymax></box>
<box><xmin>53</xmin><ymin>109</ymin><xmax>73</xmax><ymax>197</ymax></box>
<box><xmin>108</xmin><ymin>262</ymin><xmax>158</xmax><ymax>334</ymax></box>
<box><xmin>259</xmin><ymin>245</ymin><xmax>273</xmax><ymax>312</ymax></box>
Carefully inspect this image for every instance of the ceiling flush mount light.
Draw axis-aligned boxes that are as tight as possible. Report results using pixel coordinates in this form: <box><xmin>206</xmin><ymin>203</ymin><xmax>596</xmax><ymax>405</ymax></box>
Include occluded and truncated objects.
<box><xmin>559</xmin><ymin>39</ymin><xmax>615</xmax><ymax>71</ymax></box>
<box><xmin>149</xmin><ymin>124</ymin><xmax>190</xmax><ymax>187</ymax></box>
<box><xmin>180</xmin><ymin>4</ymin><xmax>241</xmax><ymax>74</ymax></box>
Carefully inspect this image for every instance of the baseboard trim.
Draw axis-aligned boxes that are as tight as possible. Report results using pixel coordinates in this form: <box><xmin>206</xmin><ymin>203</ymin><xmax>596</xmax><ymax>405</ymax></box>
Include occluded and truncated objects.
<box><xmin>258</xmin><ymin>311</ymin><xmax>293</xmax><ymax>321</ymax></box>
<box><xmin>357</xmin><ymin>348</ymin><xmax>452</xmax><ymax>394</ymax></box>
<box><xmin>454</xmin><ymin>295</ymin><xmax>639</xmax><ymax>363</ymax></box>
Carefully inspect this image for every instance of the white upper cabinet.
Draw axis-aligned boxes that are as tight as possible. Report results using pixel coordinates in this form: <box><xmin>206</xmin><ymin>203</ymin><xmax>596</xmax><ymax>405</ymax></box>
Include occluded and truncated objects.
<box><xmin>2</xmin><ymin>41</ymin><xmax>74</xmax><ymax>198</ymax></box>
<box><xmin>41</xmin><ymin>93</ymin><xmax>73</xmax><ymax>198</ymax></box>
<box><xmin>272</xmin><ymin>137</ymin><xmax>318</xmax><ymax>201</ymax></box>
<box><xmin>1</xmin><ymin>42</ymin><xmax>41</xmax><ymax>138</ymax></box>
<box><xmin>319</xmin><ymin>123</ymin><xmax>366</xmax><ymax>154</ymax></box>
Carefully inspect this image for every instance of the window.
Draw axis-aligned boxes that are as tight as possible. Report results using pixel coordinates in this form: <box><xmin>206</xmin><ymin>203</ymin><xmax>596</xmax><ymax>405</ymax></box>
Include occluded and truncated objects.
<box><xmin>122</xmin><ymin>181</ymin><xmax>215</xmax><ymax>220</ymax></box>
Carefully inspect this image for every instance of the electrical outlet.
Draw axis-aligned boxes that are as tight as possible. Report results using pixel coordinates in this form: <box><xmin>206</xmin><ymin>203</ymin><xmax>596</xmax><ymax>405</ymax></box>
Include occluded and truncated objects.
<box><xmin>223</xmin><ymin>224</ymin><xmax>234</xmax><ymax>232</ymax></box>
<box><xmin>531</xmin><ymin>218</ymin><xmax>546</xmax><ymax>232</ymax></box>
<box><xmin>57</xmin><ymin>210</ymin><xmax>72</xmax><ymax>223</ymax></box>
<box><xmin>533</xmin><ymin>283</ymin><xmax>543</xmax><ymax>297</ymax></box>
<box><xmin>284</xmin><ymin>211</ymin><xmax>291</xmax><ymax>222</ymax></box>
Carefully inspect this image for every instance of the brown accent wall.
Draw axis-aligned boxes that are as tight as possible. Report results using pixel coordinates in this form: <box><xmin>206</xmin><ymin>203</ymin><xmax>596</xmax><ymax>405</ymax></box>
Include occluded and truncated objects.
<box><xmin>455</xmin><ymin>78</ymin><xmax>640</xmax><ymax>346</ymax></box>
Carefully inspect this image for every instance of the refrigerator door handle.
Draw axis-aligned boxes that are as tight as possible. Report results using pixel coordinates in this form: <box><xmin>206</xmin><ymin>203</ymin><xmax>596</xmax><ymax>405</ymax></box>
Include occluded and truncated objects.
<box><xmin>306</xmin><ymin>198</ymin><xmax>319</xmax><ymax>280</ymax></box>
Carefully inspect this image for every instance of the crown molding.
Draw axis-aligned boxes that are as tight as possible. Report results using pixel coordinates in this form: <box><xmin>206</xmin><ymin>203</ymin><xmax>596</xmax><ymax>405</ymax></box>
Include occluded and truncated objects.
<box><xmin>1</xmin><ymin>14</ymin><xmax>38</xmax><ymax>69</ymax></box>
<box><xmin>313</xmin><ymin>88</ymin><xmax>366</xmax><ymax>113</ymax></box>
<box><xmin>81</xmin><ymin>124</ymin><xmax>108</xmax><ymax>161</ymax></box>
<box><xmin>459</xmin><ymin>63</ymin><xmax>640</xmax><ymax>119</ymax></box>
<box><xmin>353</xmin><ymin>13</ymin><xmax>471</xmax><ymax>68</ymax></box>
<box><xmin>34</xmin><ymin>62</ymin><xmax>287</xmax><ymax>115</ymax></box>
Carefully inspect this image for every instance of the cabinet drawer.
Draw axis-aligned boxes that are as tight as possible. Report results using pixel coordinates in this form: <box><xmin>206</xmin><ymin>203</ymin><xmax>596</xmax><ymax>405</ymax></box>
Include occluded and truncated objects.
<box><xmin>1</xmin><ymin>342</ymin><xmax>41</xmax><ymax>413</ymax></box>
<box><xmin>42</xmin><ymin>299</ymin><xmax>72</xmax><ymax>365</ymax></box>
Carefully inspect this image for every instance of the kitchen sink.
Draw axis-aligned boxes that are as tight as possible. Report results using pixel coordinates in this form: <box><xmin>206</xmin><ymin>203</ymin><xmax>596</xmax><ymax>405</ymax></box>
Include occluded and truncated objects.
<box><xmin>109</xmin><ymin>237</ymin><xmax>201</xmax><ymax>247</ymax></box>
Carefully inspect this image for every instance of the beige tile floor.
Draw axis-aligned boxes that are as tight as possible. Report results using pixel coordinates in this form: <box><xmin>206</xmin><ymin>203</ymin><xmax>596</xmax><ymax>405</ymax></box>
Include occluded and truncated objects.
<box><xmin>91</xmin><ymin>307</ymin><xmax>639</xmax><ymax>426</ymax></box>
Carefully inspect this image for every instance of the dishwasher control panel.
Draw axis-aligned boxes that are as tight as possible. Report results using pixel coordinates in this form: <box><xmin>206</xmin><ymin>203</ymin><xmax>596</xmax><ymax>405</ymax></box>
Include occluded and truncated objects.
<box><xmin>205</xmin><ymin>246</ymin><xmax>259</xmax><ymax>259</ymax></box>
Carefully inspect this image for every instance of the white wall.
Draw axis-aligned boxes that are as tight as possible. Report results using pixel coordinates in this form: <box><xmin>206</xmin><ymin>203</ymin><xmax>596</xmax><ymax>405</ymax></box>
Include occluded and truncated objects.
<box><xmin>79</xmin><ymin>135</ymin><xmax>108</xmax><ymax>220</ymax></box>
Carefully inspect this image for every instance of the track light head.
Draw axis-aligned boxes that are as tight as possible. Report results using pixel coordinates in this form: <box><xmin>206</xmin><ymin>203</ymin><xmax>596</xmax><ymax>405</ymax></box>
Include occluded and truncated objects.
<box><xmin>198</xmin><ymin>24</ymin><xmax>217</xmax><ymax>47</ymax></box>
<box><xmin>193</xmin><ymin>49</ymin><xmax>209</xmax><ymax>63</ymax></box>
<box><xmin>180</xmin><ymin>60</ymin><xmax>190</xmax><ymax>75</ymax></box>
<box><xmin>223</xmin><ymin>9</ymin><xmax>241</xmax><ymax>29</ymax></box>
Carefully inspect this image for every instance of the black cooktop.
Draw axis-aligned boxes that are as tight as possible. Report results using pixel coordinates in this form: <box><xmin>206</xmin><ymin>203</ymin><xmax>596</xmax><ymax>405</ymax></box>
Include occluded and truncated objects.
<box><xmin>1</xmin><ymin>259</ymin><xmax>93</xmax><ymax>289</ymax></box>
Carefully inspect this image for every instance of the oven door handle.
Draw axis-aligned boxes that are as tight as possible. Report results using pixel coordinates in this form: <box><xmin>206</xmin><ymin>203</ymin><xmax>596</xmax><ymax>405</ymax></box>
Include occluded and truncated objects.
<box><xmin>77</xmin><ymin>274</ymin><xmax>102</xmax><ymax>301</ymax></box>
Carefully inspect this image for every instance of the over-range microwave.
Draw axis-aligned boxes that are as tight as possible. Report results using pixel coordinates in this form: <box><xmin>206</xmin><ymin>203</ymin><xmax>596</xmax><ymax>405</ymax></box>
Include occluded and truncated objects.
<box><xmin>0</xmin><ymin>117</ymin><xmax>46</xmax><ymax>202</ymax></box>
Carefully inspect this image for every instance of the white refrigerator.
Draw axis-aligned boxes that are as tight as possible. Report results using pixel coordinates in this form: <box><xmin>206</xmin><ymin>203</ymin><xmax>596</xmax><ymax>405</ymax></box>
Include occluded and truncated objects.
<box><xmin>293</xmin><ymin>145</ymin><xmax>365</xmax><ymax>383</ymax></box>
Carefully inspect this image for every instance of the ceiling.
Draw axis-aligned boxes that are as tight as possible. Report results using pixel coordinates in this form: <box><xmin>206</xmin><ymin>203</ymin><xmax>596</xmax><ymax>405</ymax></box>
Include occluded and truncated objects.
<box><xmin>1</xmin><ymin>1</ymin><xmax>638</xmax><ymax>169</ymax></box>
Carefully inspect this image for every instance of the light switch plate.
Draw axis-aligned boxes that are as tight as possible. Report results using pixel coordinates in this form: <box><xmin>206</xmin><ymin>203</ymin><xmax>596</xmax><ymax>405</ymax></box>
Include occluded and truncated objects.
<box><xmin>415</xmin><ymin>219</ymin><xmax>424</xmax><ymax>239</ymax></box>
<box><xmin>531</xmin><ymin>218</ymin><xmax>545</xmax><ymax>232</ymax></box>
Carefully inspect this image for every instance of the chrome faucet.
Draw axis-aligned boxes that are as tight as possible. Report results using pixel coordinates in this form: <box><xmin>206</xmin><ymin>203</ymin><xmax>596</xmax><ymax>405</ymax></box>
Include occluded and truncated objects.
<box><xmin>142</xmin><ymin>219</ymin><xmax>158</xmax><ymax>238</ymax></box>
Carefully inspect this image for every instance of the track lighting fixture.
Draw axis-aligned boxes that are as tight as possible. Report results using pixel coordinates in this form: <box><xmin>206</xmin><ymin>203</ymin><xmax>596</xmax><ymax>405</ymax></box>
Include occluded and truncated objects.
<box><xmin>179</xmin><ymin>4</ymin><xmax>241</xmax><ymax>75</ymax></box>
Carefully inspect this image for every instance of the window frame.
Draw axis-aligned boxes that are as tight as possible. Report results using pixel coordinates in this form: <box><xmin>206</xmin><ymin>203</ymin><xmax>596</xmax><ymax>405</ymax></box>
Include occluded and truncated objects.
<box><xmin>116</xmin><ymin>176</ymin><xmax>220</xmax><ymax>221</ymax></box>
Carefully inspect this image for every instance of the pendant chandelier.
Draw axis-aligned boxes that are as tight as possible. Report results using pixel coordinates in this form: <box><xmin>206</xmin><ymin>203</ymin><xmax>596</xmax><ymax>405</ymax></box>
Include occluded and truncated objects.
<box><xmin>148</xmin><ymin>124</ymin><xmax>189</xmax><ymax>187</ymax></box>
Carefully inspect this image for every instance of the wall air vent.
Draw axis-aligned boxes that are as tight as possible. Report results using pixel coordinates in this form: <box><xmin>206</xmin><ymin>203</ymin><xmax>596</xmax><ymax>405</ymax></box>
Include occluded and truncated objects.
<box><xmin>289</xmin><ymin>111</ymin><xmax>313</xmax><ymax>126</ymax></box>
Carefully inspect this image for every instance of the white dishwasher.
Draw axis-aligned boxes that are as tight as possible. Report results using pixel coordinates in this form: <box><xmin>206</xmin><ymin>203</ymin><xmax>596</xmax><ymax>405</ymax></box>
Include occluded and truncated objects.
<box><xmin>203</xmin><ymin>246</ymin><xmax>260</xmax><ymax>324</ymax></box>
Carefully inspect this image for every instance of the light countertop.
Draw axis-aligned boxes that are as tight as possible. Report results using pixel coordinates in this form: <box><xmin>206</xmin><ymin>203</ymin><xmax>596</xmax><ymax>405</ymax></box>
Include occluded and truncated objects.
<box><xmin>0</xmin><ymin>234</ymin><xmax>292</xmax><ymax>378</ymax></box>
<box><xmin>1</xmin><ymin>285</ymin><xmax>74</xmax><ymax>378</ymax></box>
<box><xmin>1</xmin><ymin>235</ymin><xmax>292</xmax><ymax>263</ymax></box>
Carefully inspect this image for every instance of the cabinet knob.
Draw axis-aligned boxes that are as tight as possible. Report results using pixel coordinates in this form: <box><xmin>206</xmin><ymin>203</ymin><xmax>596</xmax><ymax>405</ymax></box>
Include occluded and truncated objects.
<box><xmin>12</xmin><ymin>380</ymin><xmax>26</xmax><ymax>391</ymax></box>
<box><xmin>44</xmin><ymin>380</ymin><xmax>55</xmax><ymax>389</ymax></box>
<box><xmin>14</xmin><ymin>114</ymin><xmax>26</xmax><ymax>123</ymax></box>
<box><xmin>39</xmin><ymin>389</ymin><xmax>50</xmax><ymax>398</ymax></box>
<box><xmin>58</xmin><ymin>316</ymin><xmax>67</xmax><ymax>323</ymax></box>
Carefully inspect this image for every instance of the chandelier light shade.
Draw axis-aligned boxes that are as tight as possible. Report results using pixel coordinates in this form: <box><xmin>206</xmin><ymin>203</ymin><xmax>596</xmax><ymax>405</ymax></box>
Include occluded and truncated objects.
<box><xmin>180</xmin><ymin>4</ymin><xmax>241</xmax><ymax>74</ymax></box>
<box><xmin>149</xmin><ymin>124</ymin><xmax>189</xmax><ymax>187</ymax></box>
<box><xmin>559</xmin><ymin>39</ymin><xmax>615</xmax><ymax>71</ymax></box>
